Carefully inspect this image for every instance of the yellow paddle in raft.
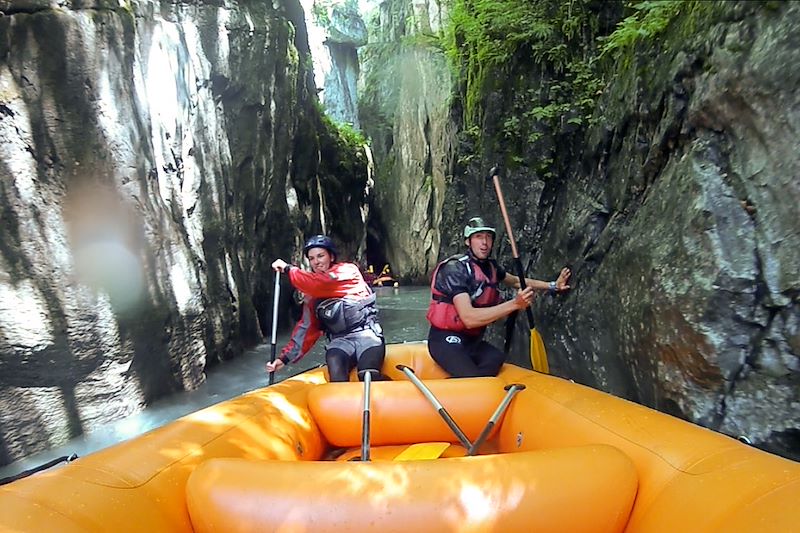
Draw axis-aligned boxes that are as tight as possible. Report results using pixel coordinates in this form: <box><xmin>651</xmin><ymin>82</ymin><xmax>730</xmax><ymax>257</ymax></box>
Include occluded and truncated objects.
<box><xmin>488</xmin><ymin>167</ymin><xmax>550</xmax><ymax>374</ymax></box>
<box><xmin>393</xmin><ymin>442</ymin><xmax>451</xmax><ymax>461</ymax></box>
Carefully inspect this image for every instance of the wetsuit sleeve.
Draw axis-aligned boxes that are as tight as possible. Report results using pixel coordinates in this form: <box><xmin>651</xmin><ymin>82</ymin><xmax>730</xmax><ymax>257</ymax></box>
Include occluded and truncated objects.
<box><xmin>280</xmin><ymin>301</ymin><xmax>323</xmax><ymax>364</ymax></box>
<box><xmin>494</xmin><ymin>260</ymin><xmax>507</xmax><ymax>282</ymax></box>
<box><xmin>433</xmin><ymin>260</ymin><xmax>471</xmax><ymax>298</ymax></box>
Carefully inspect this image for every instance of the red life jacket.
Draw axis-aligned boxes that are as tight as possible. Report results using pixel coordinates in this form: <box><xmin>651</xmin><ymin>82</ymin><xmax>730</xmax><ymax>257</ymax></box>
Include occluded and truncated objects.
<box><xmin>426</xmin><ymin>254</ymin><xmax>501</xmax><ymax>336</ymax></box>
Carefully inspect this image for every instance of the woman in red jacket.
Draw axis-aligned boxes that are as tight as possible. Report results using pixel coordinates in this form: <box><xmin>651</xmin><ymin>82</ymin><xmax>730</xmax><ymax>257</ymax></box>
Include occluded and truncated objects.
<box><xmin>265</xmin><ymin>235</ymin><xmax>385</xmax><ymax>382</ymax></box>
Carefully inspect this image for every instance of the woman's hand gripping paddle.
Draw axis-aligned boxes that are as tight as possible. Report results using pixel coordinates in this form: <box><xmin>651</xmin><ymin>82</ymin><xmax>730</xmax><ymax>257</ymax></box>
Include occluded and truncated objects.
<box><xmin>268</xmin><ymin>270</ymin><xmax>281</xmax><ymax>385</ymax></box>
<box><xmin>488</xmin><ymin>166</ymin><xmax>550</xmax><ymax>374</ymax></box>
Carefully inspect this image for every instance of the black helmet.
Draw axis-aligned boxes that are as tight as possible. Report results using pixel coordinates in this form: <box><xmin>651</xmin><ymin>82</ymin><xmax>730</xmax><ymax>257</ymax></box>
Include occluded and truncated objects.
<box><xmin>303</xmin><ymin>234</ymin><xmax>337</xmax><ymax>260</ymax></box>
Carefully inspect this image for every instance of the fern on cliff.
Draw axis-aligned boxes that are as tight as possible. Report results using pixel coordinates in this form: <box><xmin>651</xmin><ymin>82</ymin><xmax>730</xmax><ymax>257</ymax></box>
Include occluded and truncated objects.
<box><xmin>599</xmin><ymin>0</ymin><xmax>684</xmax><ymax>58</ymax></box>
<box><xmin>445</xmin><ymin>0</ymin><xmax>606</xmax><ymax>165</ymax></box>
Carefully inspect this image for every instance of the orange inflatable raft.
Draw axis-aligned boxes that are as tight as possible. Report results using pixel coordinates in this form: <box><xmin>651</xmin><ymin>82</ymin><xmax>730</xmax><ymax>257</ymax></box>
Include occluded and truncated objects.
<box><xmin>1</xmin><ymin>342</ymin><xmax>798</xmax><ymax>532</ymax></box>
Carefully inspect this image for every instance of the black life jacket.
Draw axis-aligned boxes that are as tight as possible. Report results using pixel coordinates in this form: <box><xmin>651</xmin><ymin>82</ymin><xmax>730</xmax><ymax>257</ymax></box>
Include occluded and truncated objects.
<box><xmin>315</xmin><ymin>291</ymin><xmax>378</xmax><ymax>336</ymax></box>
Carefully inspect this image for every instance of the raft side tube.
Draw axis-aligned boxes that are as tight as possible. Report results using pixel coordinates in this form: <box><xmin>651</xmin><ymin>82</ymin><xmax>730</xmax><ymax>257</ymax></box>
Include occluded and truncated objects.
<box><xmin>308</xmin><ymin>378</ymin><xmax>507</xmax><ymax>447</ymax></box>
<box><xmin>496</xmin><ymin>372</ymin><xmax>800</xmax><ymax>533</ymax></box>
<box><xmin>0</xmin><ymin>378</ymin><xmax>326</xmax><ymax>532</ymax></box>
<box><xmin>186</xmin><ymin>444</ymin><xmax>638</xmax><ymax>533</ymax></box>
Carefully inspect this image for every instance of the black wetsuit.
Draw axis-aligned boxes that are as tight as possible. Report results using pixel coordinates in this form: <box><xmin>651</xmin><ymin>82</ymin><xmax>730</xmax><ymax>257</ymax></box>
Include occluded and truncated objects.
<box><xmin>427</xmin><ymin>255</ymin><xmax>508</xmax><ymax>377</ymax></box>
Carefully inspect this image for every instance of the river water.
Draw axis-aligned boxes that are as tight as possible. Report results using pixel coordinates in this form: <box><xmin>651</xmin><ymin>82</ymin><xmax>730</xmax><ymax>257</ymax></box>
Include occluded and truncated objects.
<box><xmin>0</xmin><ymin>286</ymin><xmax>431</xmax><ymax>481</ymax></box>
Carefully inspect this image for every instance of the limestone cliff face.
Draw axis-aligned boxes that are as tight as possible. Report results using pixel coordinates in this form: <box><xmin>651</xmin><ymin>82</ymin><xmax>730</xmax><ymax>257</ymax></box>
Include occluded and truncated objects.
<box><xmin>303</xmin><ymin>0</ymin><xmax>366</xmax><ymax>129</ymax></box>
<box><xmin>445</xmin><ymin>2</ymin><xmax>799</xmax><ymax>458</ymax></box>
<box><xmin>0</xmin><ymin>0</ymin><xmax>364</xmax><ymax>466</ymax></box>
<box><xmin>359</xmin><ymin>0</ymin><xmax>455</xmax><ymax>280</ymax></box>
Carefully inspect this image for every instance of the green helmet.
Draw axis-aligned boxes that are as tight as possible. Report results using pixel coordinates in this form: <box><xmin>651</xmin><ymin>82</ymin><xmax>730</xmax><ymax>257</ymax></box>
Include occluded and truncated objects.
<box><xmin>463</xmin><ymin>216</ymin><xmax>496</xmax><ymax>239</ymax></box>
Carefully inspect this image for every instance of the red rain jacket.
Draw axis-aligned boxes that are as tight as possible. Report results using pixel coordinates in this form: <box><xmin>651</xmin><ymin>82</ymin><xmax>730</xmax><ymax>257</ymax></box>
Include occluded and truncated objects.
<box><xmin>280</xmin><ymin>262</ymin><xmax>372</xmax><ymax>363</ymax></box>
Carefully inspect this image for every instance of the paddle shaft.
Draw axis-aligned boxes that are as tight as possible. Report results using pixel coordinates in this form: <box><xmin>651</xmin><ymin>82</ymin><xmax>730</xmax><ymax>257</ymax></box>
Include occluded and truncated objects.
<box><xmin>396</xmin><ymin>365</ymin><xmax>473</xmax><ymax>450</ymax></box>
<box><xmin>0</xmin><ymin>453</ymin><xmax>78</xmax><ymax>486</ymax></box>
<box><xmin>503</xmin><ymin>257</ymin><xmax>534</xmax><ymax>354</ymax></box>
<box><xmin>361</xmin><ymin>370</ymin><xmax>373</xmax><ymax>461</ymax></box>
<box><xmin>490</xmin><ymin>173</ymin><xmax>536</xmax><ymax>329</ymax></box>
<box><xmin>467</xmin><ymin>384</ymin><xmax>526</xmax><ymax>456</ymax></box>
<box><xmin>268</xmin><ymin>270</ymin><xmax>281</xmax><ymax>385</ymax></box>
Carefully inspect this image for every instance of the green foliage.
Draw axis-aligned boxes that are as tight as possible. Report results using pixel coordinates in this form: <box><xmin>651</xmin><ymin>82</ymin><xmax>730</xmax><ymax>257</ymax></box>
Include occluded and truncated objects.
<box><xmin>319</xmin><ymin>110</ymin><xmax>366</xmax><ymax>167</ymax></box>
<box><xmin>311</xmin><ymin>0</ymin><xmax>332</xmax><ymax>27</ymax></box>
<box><xmin>599</xmin><ymin>1</ymin><xmax>684</xmax><ymax>59</ymax></box>
<box><xmin>336</xmin><ymin>121</ymin><xmax>368</xmax><ymax>148</ymax></box>
<box><xmin>445</xmin><ymin>0</ymin><xmax>604</xmax><ymax>133</ymax></box>
<box><xmin>315</xmin><ymin>99</ymin><xmax>368</xmax><ymax>152</ymax></box>
<box><xmin>119</xmin><ymin>0</ymin><xmax>134</xmax><ymax>17</ymax></box>
<box><xmin>443</xmin><ymin>0</ymin><xmax>735</xmax><ymax>178</ymax></box>
<box><xmin>444</xmin><ymin>0</ymin><xmax>611</xmax><ymax>176</ymax></box>
<box><xmin>401</xmin><ymin>32</ymin><xmax>444</xmax><ymax>50</ymax></box>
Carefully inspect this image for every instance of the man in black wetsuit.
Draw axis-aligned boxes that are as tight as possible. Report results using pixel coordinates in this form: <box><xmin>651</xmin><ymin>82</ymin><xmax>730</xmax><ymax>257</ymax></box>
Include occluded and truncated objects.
<box><xmin>426</xmin><ymin>217</ymin><xmax>571</xmax><ymax>377</ymax></box>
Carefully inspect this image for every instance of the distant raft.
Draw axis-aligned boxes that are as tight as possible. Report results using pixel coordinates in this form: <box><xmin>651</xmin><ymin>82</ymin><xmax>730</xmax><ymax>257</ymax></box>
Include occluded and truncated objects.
<box><xmin>363</xmin><ymin>264</ymin><xmax>399</xmax><ymax>287</ymax></box>
<box><xmin>371</xmin><ymin>274</ymin><xmax>399</xmax><ymax>287</ymax></box>
<box><xmin>1</xmin><ymin>342</ymin><xmax>798</xmax><ymax>532</ymax></box>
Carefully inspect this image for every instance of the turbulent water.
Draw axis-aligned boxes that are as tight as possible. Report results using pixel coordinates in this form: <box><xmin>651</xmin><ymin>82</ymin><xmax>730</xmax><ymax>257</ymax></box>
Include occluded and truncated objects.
<box><xmin>0</xmin><ymin>286</ymin><xmax>431</xmax><ymax>481</ymax></box>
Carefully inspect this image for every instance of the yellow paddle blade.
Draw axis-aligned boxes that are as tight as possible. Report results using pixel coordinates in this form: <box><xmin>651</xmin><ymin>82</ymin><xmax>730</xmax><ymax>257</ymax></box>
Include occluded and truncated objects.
<box><xmin>530</xmin><ymin>328</ymin><xmax>550</xmax><ymax>374</ymax></box>
<box><xmin>393</xmin><ymin>442</ymin><xmax>450</xmax><ymax>461</ymax></box>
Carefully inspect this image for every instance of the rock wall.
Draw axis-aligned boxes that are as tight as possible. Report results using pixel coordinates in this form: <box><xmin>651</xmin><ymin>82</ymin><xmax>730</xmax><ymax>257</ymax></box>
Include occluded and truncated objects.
<box><xmin>359</xmin><ymin>0</ymin><xmax>455</xmax><ymax>281</ymax></box>
<box><xmin>0</xmin><ymin>0</ymin><xmax>360</xmax><ymax>466</ymax></box>
<box><xmin>301</xmin><ymin>0</ymin><xmax>367</xmax><ymax>129</ymax></box>
<box><xmin>445</xmin><ymin>2</ymin><xmax>799</xmax><ymax>458</ymax></box>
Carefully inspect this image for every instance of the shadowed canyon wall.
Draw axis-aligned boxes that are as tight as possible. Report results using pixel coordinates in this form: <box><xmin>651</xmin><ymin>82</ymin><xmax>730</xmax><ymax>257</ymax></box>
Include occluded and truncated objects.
<box><xmin>438</xmin><ymin>1</ymin><xmax>798</xmax><ymax>458</ymax></box>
